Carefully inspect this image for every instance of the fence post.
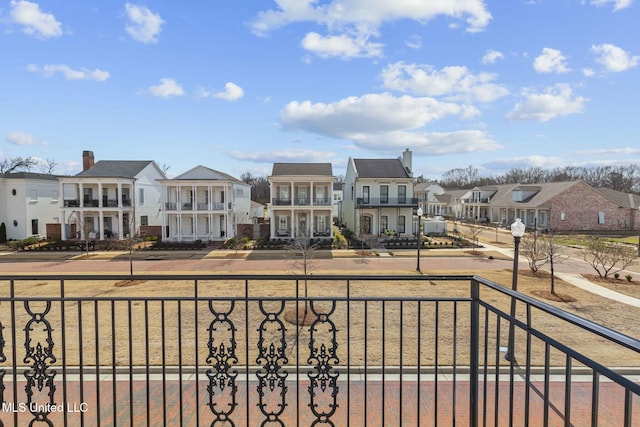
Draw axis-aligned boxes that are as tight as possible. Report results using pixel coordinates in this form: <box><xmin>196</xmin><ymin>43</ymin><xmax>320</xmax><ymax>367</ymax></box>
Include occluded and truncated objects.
<box><xmin>469</xmin><ymin>278</ymin><xmax>480</xmax><ymax>427</ymax></box>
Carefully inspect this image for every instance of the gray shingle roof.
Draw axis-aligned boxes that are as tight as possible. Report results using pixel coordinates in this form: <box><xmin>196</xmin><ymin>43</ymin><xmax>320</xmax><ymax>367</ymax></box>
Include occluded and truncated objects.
<box><xmin>595</xmin><ymin>187</ymin><xmax>640</xmax><ymax>209</ymax></box>
<box><xmin>353</xmin><ymin>158</ymin><xmax>411</xmax><ymax>178</ymax></box>
<box><xmin>271</xmin><ymin>163</ymin><xmax>333</xmax><ymax>176</ymax></box>
<box><xmin>0</xmin><ymin>172</ymin><xmax>59</xmax><ymax>180</ymax></box>
<box><xmin>75</xmin><ymin>161</ymin><xmax>155</xmax><ymax>178</ymax></box>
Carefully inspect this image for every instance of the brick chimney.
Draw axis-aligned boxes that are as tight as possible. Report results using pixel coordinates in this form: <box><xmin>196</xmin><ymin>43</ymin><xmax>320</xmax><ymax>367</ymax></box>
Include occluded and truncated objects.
<box><xmin>82</xmin><ymin>150</ymin><xmax>95</xmax><ymax>171</ymax></box>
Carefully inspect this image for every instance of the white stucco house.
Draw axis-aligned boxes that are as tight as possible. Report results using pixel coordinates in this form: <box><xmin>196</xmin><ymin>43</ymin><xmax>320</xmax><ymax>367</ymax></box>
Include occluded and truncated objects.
<box><xmin>0</xmin><ymin>172</ymin><xmax>61</xmax><ymax>241</ymax></box>
<box><xmin>158</xmin><ymin>165</ymin><xmax>252</xmax><ymax>242</ymax></box>
<box><xmin>268</xmin><ymin>163</ymin><xmax>334</xmax><ymax>239</ymax></box>
<box><xmin>58</xmin><ymin>151</ymin><xmax>166</xmax><ymax>240</ymax></box>
<box><xmin>342</xmin><ymin>149</ymin><xmax>417</xmax><ymax>237</ymax></box>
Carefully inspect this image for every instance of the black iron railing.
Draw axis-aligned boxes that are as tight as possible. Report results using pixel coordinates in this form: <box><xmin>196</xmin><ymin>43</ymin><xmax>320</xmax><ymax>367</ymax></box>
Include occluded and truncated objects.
<box><xmin>0</xmin><ymin>274</ymin><xmax>639</xmax><ymax>426</ymax></box>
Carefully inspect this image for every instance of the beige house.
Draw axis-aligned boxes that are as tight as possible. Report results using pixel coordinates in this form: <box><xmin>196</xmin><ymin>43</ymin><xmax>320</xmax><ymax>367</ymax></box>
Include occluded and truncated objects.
<box><xmin>268</xmin><ymin>163</ymin><xmax>334</xmax><ymax>239</ymax></box>
<box><xmin>342</xmin><ymin>150</ymin><xmax>417</xmax><ymax>237</ymax></box>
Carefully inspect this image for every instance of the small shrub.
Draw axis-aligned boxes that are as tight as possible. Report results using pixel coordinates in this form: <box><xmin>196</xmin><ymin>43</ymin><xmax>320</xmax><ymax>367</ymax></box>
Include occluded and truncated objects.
<box><xmin>614</xmin><ymin>272</ymin><xmax>620</xmax><ymax>279</ymax></box>
<box><xmin>223</xmin><ymin>237</ymin><xmax>237</xmax><ymax>249</ymax></box>
<box><xmin>626</xmin><ymin>275</ymin><xmax>633</xmax><ymax>282</ymax></box>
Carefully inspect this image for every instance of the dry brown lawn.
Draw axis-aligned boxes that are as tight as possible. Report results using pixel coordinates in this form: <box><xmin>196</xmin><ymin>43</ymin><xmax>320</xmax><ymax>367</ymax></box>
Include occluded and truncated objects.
<box><xmin>2</xmin><ymin>269</ymin><xmax>639</xmax><ymax>371</ymax></box>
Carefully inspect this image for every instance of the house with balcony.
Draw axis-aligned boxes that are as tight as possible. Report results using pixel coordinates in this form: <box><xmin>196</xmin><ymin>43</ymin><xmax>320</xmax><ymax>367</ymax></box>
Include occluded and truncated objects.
<box><xmin>158</xmin><ymin>165</ymin><xmax>251</xmax><ymax>242</ymax></box>
<box><xmin>268</xmin><ymin>163</ymin><xmax>334</xmax><ymax>239</ymax></box>
<box><xmin>342</xmin><ymin>149</ymin><xmax>417</xmax><ymax>237</ymax></box>
<box><xmin>58</xmin><ymin>151</ymin><xmax>165</xmax><ymax>240</ymax></box>
<box><xmin>414</xmin><ymin>181</ymin><xmax>447</xmax><ymax>217</ymax></box>
<box><xmin>0</xmin><ymin>172</ymin><xmax>61</xmax><ymax>241</ymax></box>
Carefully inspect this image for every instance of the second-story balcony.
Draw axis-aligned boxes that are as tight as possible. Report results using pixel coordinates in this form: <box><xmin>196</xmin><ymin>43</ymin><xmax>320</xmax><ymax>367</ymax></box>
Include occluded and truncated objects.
<box><xmin>357</xmin><ymin>197</ymin><xmax>418</xmax><ymax>207</ymax></box>
<box><xmin>1</xmin><ymin>274</ymin><xmax>638</xmax><ymax>426</ymax></box>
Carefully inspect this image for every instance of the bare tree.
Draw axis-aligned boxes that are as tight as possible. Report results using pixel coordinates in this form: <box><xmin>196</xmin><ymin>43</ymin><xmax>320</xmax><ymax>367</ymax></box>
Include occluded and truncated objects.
<box><xmin>520</xmin><ymin>234</ymin><xmax>548</xmax><ymax>276</ymax></box>
<box><xmin>465</xmin><ymin>221</ymin><xmax>484</xmax><ymax>253</ymax></box>
<box><xmin>0</xmin><ymin>156</ymin><xmax>38</xmax><ymax>173</ymax></box>
<box><xmin>38</xmin><ymin>158</ymin><xmax>58</xmax><ymax>174</ymax></box>
<box><xmin>583</xmin><ymin>236</ymin><xmax>636</xmax><ymax>279</ymax></box>
<box><xmin>284</xmin><ymin>232</ymin><xmax>320</xmax><ymax>325</ymax></box>
<box><xmin>543</xmin><ymin>231</ymin><xmax>566</xmax><ymax>294</ymax></box>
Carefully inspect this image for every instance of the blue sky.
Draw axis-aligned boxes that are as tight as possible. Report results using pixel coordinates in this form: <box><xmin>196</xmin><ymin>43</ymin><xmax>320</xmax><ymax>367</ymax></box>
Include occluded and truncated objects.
<box><xmin>1</xmin><ymin>0</ymin><xmax>638</xmax><ymax>180</ymax></box>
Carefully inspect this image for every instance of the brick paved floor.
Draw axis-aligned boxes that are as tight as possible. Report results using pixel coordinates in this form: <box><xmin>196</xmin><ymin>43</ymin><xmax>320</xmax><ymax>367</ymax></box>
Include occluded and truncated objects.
<box><xmin>1</xmin><ymin>374</ymin><xmax>636</xmax><ymax>426</ymax></box>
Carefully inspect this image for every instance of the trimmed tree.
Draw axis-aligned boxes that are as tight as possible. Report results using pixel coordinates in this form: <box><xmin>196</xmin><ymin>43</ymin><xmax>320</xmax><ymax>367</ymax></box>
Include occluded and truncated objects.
<box><xmin>583</xmin><ymin>236</ymin><xmax>636</xmax><ymax>280</ymax></box>
<box><xmin>0</xmin><ymin>222</ymin><xmax>7</xmax><ymax>243</ymax></box>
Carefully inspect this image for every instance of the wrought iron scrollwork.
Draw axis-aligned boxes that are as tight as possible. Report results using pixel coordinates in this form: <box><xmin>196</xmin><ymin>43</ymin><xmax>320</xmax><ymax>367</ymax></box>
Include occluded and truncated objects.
<box><xmin>0</xmin><ymin>319</ymin><xmax>5</xmax><ymax>427</ymax></box>
<box><xmin>23</xmin><ymin>301</ymin><xmax>57</xmax><ymax>427</ymax></box>
<box><xmin>256</xmin><ymin>301</ymin><xmax>288</xmax><ymax>426</ymax></box>
<box><xmin>307</xmin><ymin>301</ymin><xmax>339</xmax><ymax>426</ymax></box>
<box><xmin>206</xmin><ymin>300</ymin><xmax>238</xmax><ymax>427</ymax></box>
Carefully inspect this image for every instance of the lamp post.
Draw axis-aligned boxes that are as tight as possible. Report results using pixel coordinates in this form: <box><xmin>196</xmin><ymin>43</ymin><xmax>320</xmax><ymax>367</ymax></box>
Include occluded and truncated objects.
<box><xmin>416</xmin><ymin>207</ymin><xmax>423</xmax><ymax>272</ymax></box>
<box><xmin>505</xmin><ymin>217</ymin><xmax>526</xmax><ymax>361</ymax></box>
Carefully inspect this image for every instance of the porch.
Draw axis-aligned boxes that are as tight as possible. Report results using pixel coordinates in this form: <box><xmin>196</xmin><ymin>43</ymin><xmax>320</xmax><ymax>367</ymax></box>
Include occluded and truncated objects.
<box><xmin>1</xmin><ymin>274</ymin><xmax>639</xmax><ymax>426</ymax></box>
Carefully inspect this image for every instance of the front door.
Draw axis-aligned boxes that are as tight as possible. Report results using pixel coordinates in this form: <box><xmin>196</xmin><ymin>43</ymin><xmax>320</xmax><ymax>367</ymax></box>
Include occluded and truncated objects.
<box><xmin>360</xmin><ymin>215</ymin><xmax>371</xmax><ymax>235</ymax></box>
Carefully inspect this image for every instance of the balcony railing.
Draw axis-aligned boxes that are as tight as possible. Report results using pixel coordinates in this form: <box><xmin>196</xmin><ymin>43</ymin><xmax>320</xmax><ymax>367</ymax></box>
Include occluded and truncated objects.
<box><xmin>357</xmin><ymin>197</ymin><xmax>418</xmax><ymax>207</ymax></box>
<box><xmin>0</xmin><ymin>274</ymin><xmax>639</xmax><ymax>426</ymax></box>
<box><xmin>272</xmin><ymin>198</ymin><xmax>333</xmax><ymax>206</ymax></box>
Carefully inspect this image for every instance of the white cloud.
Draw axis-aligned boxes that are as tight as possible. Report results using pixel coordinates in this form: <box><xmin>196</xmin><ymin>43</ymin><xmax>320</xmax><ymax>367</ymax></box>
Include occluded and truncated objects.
<box><xmin>27</xmin><ymin>64</ymin><xmax>110</xmax><ymax>81</ymax></box>
<box><xmin>507</xmin><ymin>84</ymin><xmax>587</xmax><ymax>122</ymax></box>
<box><xmin>280</xmin><ymin>93</ymin><xmax>468</xmax><ymax>138</ymax></box>
<box><xmin>278</xmin><ymin>93</ymin><xmax>500</xmax><ymax>156</ymax></box>
<box><xmin>589</xmin><ymin>0</ymin><xmax>632</xmax><ymax>11</ymax></box>
<box><xmin>533</xmin><ymin>48</ymin><xmax>570</xmax><ymax>73</ymax></box>
<box><xmin>228</xmin><ymin>148</ymin><xmax>340</xmax><ymax>164</ymax></box>
<box><xmin>573</xmin><ymin>146</ymin><xmax>640</xmax><ymax>156</ymax></box>
<box><xmin>405</xmin><ymin>35</ymin><xmax>422</xmax><ymax>50</ymax></box>
<box><xmin>251</xmin><ymin>0</ymin><xmax>491</xmax><ymax>58</ymax></box>
<box><xmin>301</xmin><ymin>32</ymin><xmax>383</xmax><ymax>59</ymax></box>
<box><xmin>9</xmin><ymin>0</ymin><xmax>62</xmax><ymax>39</ymax></box>
<box><xmin>380</xmin><ymin>62</ymin><xmax>509</xmax><ymax>103</ymax></box>
<box><xmin>583</xmin><ymin>68</ymin><xmax>596</xmax><ymax>77</ymax></box>
<box><xmin>483</xmin><ymin>155</ymin><xmax>565</xmax><ymax>172</ymax></box>
<box><xmin>125</xmin><ymin>3</ymin><xmax>164</xmax><ymax>44</ymax></box>
<box><xmin>5</xmin><ymin>131</ymin><xmax>46</xmax><ymax>146</ymax></box>
<box><xmin>591</xmin><ymin>43</ymin><xmax>639</xmax><ymax>72</ymax></box>
<box><xmin>482</xmin><ymin>49</ymin><xmax>504</xmax><ymax>64</ymax></box>
<box><xmin>147</xmin><ymin>78</ymin><xmax>184</xmax><ymax>97</ymax></box>
<box><xmin>197</xmin><ymin>82</ymin><xmax>244</xmax><ymax>101</ymax></box>
<box><xmin>351</xmin><ymin>130</ymin><xmax>501</xmax><ymax>155</ymax></box>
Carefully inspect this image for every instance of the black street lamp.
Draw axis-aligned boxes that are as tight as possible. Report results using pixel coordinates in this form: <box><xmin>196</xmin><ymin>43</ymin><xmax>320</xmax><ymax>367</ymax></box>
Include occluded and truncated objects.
<box><xmin>416</xmin><ymin>207</ymin><xmax>423</xmax><ymax>272</ymax></box>
<box><xmin>505</xmin><ymin>217</ymin><xmax>526</xmax><ymax>361</ymax></box>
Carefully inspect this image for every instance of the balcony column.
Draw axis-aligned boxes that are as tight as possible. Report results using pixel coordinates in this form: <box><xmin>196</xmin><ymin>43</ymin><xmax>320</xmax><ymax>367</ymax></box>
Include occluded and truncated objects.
<box><xmin>99</xmin><ymin>210</ymin><xmax>104</xmax><ymax>240</ymax></box>
<box><xmin>78</xmin><ymin>183</ymin><xmax>84</xmax><ymax>207</ymax></box>
<box><xmin>311</xmin><ymin>181</ymin><xmax>315</xmax><ymax>206</ymax></box>
<box><xmin>117</xmin><ymin>183</ymin><xmax>122</xmax><ymax>208</ymax></box>
<box><xmin>118</xmin><ymin>212</ymin><xmax>124</xmax><ymax>240</ymax></box>
<box><xmin>98</xmin><ymin>183</ymin><xmax>103</xmax><ymax>207</ymax></box>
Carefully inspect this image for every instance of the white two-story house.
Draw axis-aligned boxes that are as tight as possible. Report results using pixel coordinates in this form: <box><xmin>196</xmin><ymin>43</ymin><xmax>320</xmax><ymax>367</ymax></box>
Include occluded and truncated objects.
<box><xmin>343</xmin><ymin>149</ymin><xmax>417</xmax><ymax>237</ymax></box>
<box><xmin>59</xmin><ymin>151</ymin><xmax>165</xmax><ymax>240</ymax></box>
<box><xmin>159</xmin><ymin>165</ymin><xmax>251</xmax><ymax>242</ymax></box>
<box><xmin>268</xmin><ymin>163</ymin><xmax>334</xmax><ymax>239</ymax></box>
<box><xmin>0</xmin><ymin>172</ymin><xmax>61</xmax><ymax>241</ymax></box>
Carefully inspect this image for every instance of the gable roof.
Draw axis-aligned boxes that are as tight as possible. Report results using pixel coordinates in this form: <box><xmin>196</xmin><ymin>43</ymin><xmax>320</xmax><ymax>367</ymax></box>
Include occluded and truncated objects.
<box><xmin>271</xmin><ymin>163</ymin><xmax>333</xmax><ymax>176</ymax></box>
<box><xmin>172</xmin><ymin>165</ymin><xmax>243</xmax><ymax>182</ymax></box>
<box><xmin>595</xmin><ymin>187</ymin><xmax>640</xmax><ymax>209</ymax></box>
<box><xmin>75</xmin><ymin>160</ymin><xmax>157</xmax><ymax>178</ymax></box>
<box><xmin>353</xmin><ymin>158</ymin><xmax>411</xmax><ymax>179</ymax></box>
<box><xmin>483</xmin><ymin>181</ymin><xmax>580</xmax><ymax>207</ymax></box>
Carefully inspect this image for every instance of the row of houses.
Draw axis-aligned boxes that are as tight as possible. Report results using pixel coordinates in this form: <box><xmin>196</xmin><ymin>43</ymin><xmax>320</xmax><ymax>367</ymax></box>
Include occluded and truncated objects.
<box><xmin>1</xmin><ymin>149</ymin><xmax>639</xmax><ymax>244</ymax></box>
